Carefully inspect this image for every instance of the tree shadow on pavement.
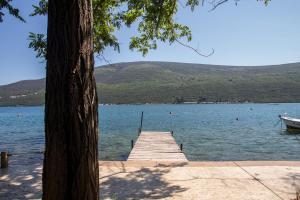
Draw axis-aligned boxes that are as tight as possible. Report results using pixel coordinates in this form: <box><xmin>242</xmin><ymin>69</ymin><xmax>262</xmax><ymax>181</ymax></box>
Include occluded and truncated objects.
<box><xmin>286</xmin><ymin>172</ymin><xmax>300</xmax><ymax>200</ymax></box>
<box><xmin>0</xmin><ymin>162</ymin><xmax>42</xmax><ymax>199</ymax></box>
<box><xmin>100</xmin><ymin>162</ymin><xmax>188</xmax><ymax>199</ymax></box>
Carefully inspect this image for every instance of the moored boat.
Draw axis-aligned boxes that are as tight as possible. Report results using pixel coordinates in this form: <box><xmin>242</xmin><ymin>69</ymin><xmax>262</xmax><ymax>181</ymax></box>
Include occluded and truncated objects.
<box><xmin>280</xmin><ymin>115</ymin><xmax>300</xmax><ymax>131</ymax></box>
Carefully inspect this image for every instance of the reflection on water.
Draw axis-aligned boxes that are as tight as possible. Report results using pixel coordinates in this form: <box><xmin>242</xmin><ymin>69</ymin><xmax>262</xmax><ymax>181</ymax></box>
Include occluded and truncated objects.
<box><xmin>0</xmin><ymin>103</ymin><xmax>300</xmax><ymax>164</ymax></box>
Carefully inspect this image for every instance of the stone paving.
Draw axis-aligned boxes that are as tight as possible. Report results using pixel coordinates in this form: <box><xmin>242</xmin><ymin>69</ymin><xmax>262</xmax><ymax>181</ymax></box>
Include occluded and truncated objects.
<box><xmin>1</xmin><ymin>161</ymin><xmax>300</xmax><ymax>199</ymax></box>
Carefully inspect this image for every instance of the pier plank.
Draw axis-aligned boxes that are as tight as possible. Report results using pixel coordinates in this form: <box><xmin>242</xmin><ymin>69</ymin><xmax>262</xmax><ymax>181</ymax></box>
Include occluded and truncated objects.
<box><xmin>127</xmin><ymin>131</ymin><xmax>188</xmax><ymax>161</ymax></box>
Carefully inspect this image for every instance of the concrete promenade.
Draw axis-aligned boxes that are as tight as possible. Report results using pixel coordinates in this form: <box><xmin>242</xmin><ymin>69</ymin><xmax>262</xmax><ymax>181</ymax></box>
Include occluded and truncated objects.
<box><xmin>1</xmin><ymin>161</ymin><xmax>300</xmax><ymax>199</ymax></box>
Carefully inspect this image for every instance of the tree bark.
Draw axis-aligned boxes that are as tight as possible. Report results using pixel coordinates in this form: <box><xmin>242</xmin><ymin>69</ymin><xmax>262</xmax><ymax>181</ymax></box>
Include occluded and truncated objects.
<box><xmin>43</xmin><ymin>0</ymin><xmax>99</xmax><ymax>199</ymax></box>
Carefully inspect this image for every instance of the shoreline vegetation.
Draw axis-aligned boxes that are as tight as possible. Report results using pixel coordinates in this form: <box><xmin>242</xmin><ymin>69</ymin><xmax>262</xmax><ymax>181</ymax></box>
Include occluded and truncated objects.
<box><xmin>2</xmin><ymin>101</ymin><xmax>300</xmax><ymax>107</ymax></box>
<box><xmin>100</xmin><ymin>101</ymin><xmax>286</xmax><ymax>106</ymax></box>
<box><xmin>1</xmin><ymin>61</ymin><xmax>300</xmax><ymax>106</ymax></box>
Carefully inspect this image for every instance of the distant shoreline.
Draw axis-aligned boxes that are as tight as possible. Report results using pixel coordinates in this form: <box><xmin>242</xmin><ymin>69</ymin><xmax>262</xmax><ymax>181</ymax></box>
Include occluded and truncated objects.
<box><xmin>1</xmin><ymin>101</ymin><xmax>300</xmax><ymax>107</ymax></box>
<box><xmin>100</xmin><ymin>101</ymin><xmax>299</xmax><ymax>106</ymax></box>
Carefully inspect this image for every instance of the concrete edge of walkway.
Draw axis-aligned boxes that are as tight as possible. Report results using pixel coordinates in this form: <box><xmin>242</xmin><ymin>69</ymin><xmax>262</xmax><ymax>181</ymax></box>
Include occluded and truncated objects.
<box><xmin>99</xmin><ymin>160</ymin><xmax>300</xmax><ymax>168</ymax></box>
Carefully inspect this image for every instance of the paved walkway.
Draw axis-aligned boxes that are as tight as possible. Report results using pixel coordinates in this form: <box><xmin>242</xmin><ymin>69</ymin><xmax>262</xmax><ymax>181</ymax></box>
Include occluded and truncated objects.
<box><xmin>1</xmin><ymin>161</ymin><xmax>300</xmax><ymax>199</ymax></box>
<box><xmin>100</xmin><ymin>161</ymin><xmax>300</xmax><ymax>200</ymax></box>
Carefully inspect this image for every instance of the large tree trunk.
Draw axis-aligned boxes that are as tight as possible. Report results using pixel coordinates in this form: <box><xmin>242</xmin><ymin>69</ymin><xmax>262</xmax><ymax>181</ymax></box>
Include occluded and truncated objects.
<box><xmin>43</xmin><ymin>0</ymin><xmax>99</xmax><ymax>199</ymax></box>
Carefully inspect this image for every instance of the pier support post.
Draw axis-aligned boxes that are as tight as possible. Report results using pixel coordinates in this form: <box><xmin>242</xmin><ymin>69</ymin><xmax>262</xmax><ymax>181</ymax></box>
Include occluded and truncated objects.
<box><xmin>140</xmin><ymin>112</ymin><xmax>144</xmax><ymax>131</ymax></box>
<box><xmin>1</xmin><ymin>152</ymin><xmax>8</xmax><ymax>168</ymax></box>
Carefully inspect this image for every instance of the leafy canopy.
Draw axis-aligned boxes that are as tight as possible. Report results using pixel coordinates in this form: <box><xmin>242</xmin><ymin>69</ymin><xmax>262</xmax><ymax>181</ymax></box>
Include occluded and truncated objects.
<box><xmin>0</xmin><ymin>0</ymin><xmax>25</xmax><ymax>22</ymax></box>
<box><xmin>0</xmin><ymin>0</ymin><xmax>270</xmax><ymax>59</ymax></box>
<box><xmin>29</xmin><ymin>0</ymin><xmax>199</xmax><ymax>59</ymax></box>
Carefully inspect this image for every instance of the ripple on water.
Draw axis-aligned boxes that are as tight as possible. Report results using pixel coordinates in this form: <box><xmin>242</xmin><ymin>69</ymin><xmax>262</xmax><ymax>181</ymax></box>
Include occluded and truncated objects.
<box><xmin>0</xmin><ymin>104</ymin><xmax>300</xmax><ymax>163</ymax></box>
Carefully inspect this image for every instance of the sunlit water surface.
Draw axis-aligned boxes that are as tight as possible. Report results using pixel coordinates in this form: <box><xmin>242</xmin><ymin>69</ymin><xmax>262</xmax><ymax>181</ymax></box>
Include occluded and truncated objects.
<box><xmin>0</xmin><ymin>103</ymin><xmax>300</xmax><ymax>165</ymax></box>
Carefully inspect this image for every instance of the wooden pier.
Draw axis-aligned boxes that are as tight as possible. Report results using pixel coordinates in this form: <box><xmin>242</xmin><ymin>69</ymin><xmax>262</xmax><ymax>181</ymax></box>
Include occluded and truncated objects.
<box><xmin>127</xmin><ymin>131</ymin><xmax>188</xmax><ymax>162</ymax></box>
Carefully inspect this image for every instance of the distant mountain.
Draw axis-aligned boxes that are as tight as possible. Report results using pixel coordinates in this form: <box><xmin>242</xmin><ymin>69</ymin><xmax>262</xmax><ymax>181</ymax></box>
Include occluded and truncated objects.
<box><xmin>1</xmin><ymin>61</ymin><xmax>300</xmax><ymax>106</ymax></box>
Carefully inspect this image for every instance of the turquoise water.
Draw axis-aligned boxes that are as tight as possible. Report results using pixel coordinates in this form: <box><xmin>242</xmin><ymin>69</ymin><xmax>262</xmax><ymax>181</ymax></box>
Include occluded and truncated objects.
<box><xmin>0</xmin><ymin>104</ymin><xmax>300</xmax><ymax>164</ymax></box>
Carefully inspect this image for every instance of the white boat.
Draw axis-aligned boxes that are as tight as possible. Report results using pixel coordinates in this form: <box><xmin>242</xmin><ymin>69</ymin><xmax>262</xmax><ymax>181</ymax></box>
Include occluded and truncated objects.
<box><xmin>280</xmin><ymin>116</ymin><xmax>300</xmax><ymax>130</ymax></box>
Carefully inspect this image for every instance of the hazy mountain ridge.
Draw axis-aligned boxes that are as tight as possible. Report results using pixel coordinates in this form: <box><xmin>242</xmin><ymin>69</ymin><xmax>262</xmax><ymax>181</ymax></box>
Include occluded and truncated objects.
<box><xmin>1</xmin><ymin>61</ymin><xmax>300</xmax><ymax>106</ymax></box>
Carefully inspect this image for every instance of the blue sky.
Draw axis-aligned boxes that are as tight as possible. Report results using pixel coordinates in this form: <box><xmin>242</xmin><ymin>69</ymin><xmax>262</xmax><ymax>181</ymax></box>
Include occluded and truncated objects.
<box><xmin>0</xmin><ymin>0</ymin><xmax>300</xmax><ymax>85</ymax></box>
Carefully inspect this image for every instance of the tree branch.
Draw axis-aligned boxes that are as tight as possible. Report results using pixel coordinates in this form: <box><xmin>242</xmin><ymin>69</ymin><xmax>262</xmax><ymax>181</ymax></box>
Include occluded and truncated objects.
<box><xmin>208</xmin><ymin>0</ymin><xmax>230</xmax><ymax>12</ymax></box>
<box><xmin>96</xmin><ymin>53</ymin><xmax>111</xmax><ymax>65</ymax></box>
<box><xmin>175</xmin><ymin>39</ymin><xmax>214</xmax><ymax>57</ymax></box>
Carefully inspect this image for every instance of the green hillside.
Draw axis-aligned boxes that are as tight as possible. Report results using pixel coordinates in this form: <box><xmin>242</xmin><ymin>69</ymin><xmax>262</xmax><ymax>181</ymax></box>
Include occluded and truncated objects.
<box><xmin>1</xmin><ymin>61</ymin><xmax>300</xmax><ymax>106</ymax></box>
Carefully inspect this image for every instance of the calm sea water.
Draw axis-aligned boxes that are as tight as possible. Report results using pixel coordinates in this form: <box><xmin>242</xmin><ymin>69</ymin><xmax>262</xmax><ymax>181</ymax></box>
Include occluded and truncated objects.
<box><xmin>0</xmin><ymin>104</ymin><xmax>300</xmax><ymax>164</ymax></box>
